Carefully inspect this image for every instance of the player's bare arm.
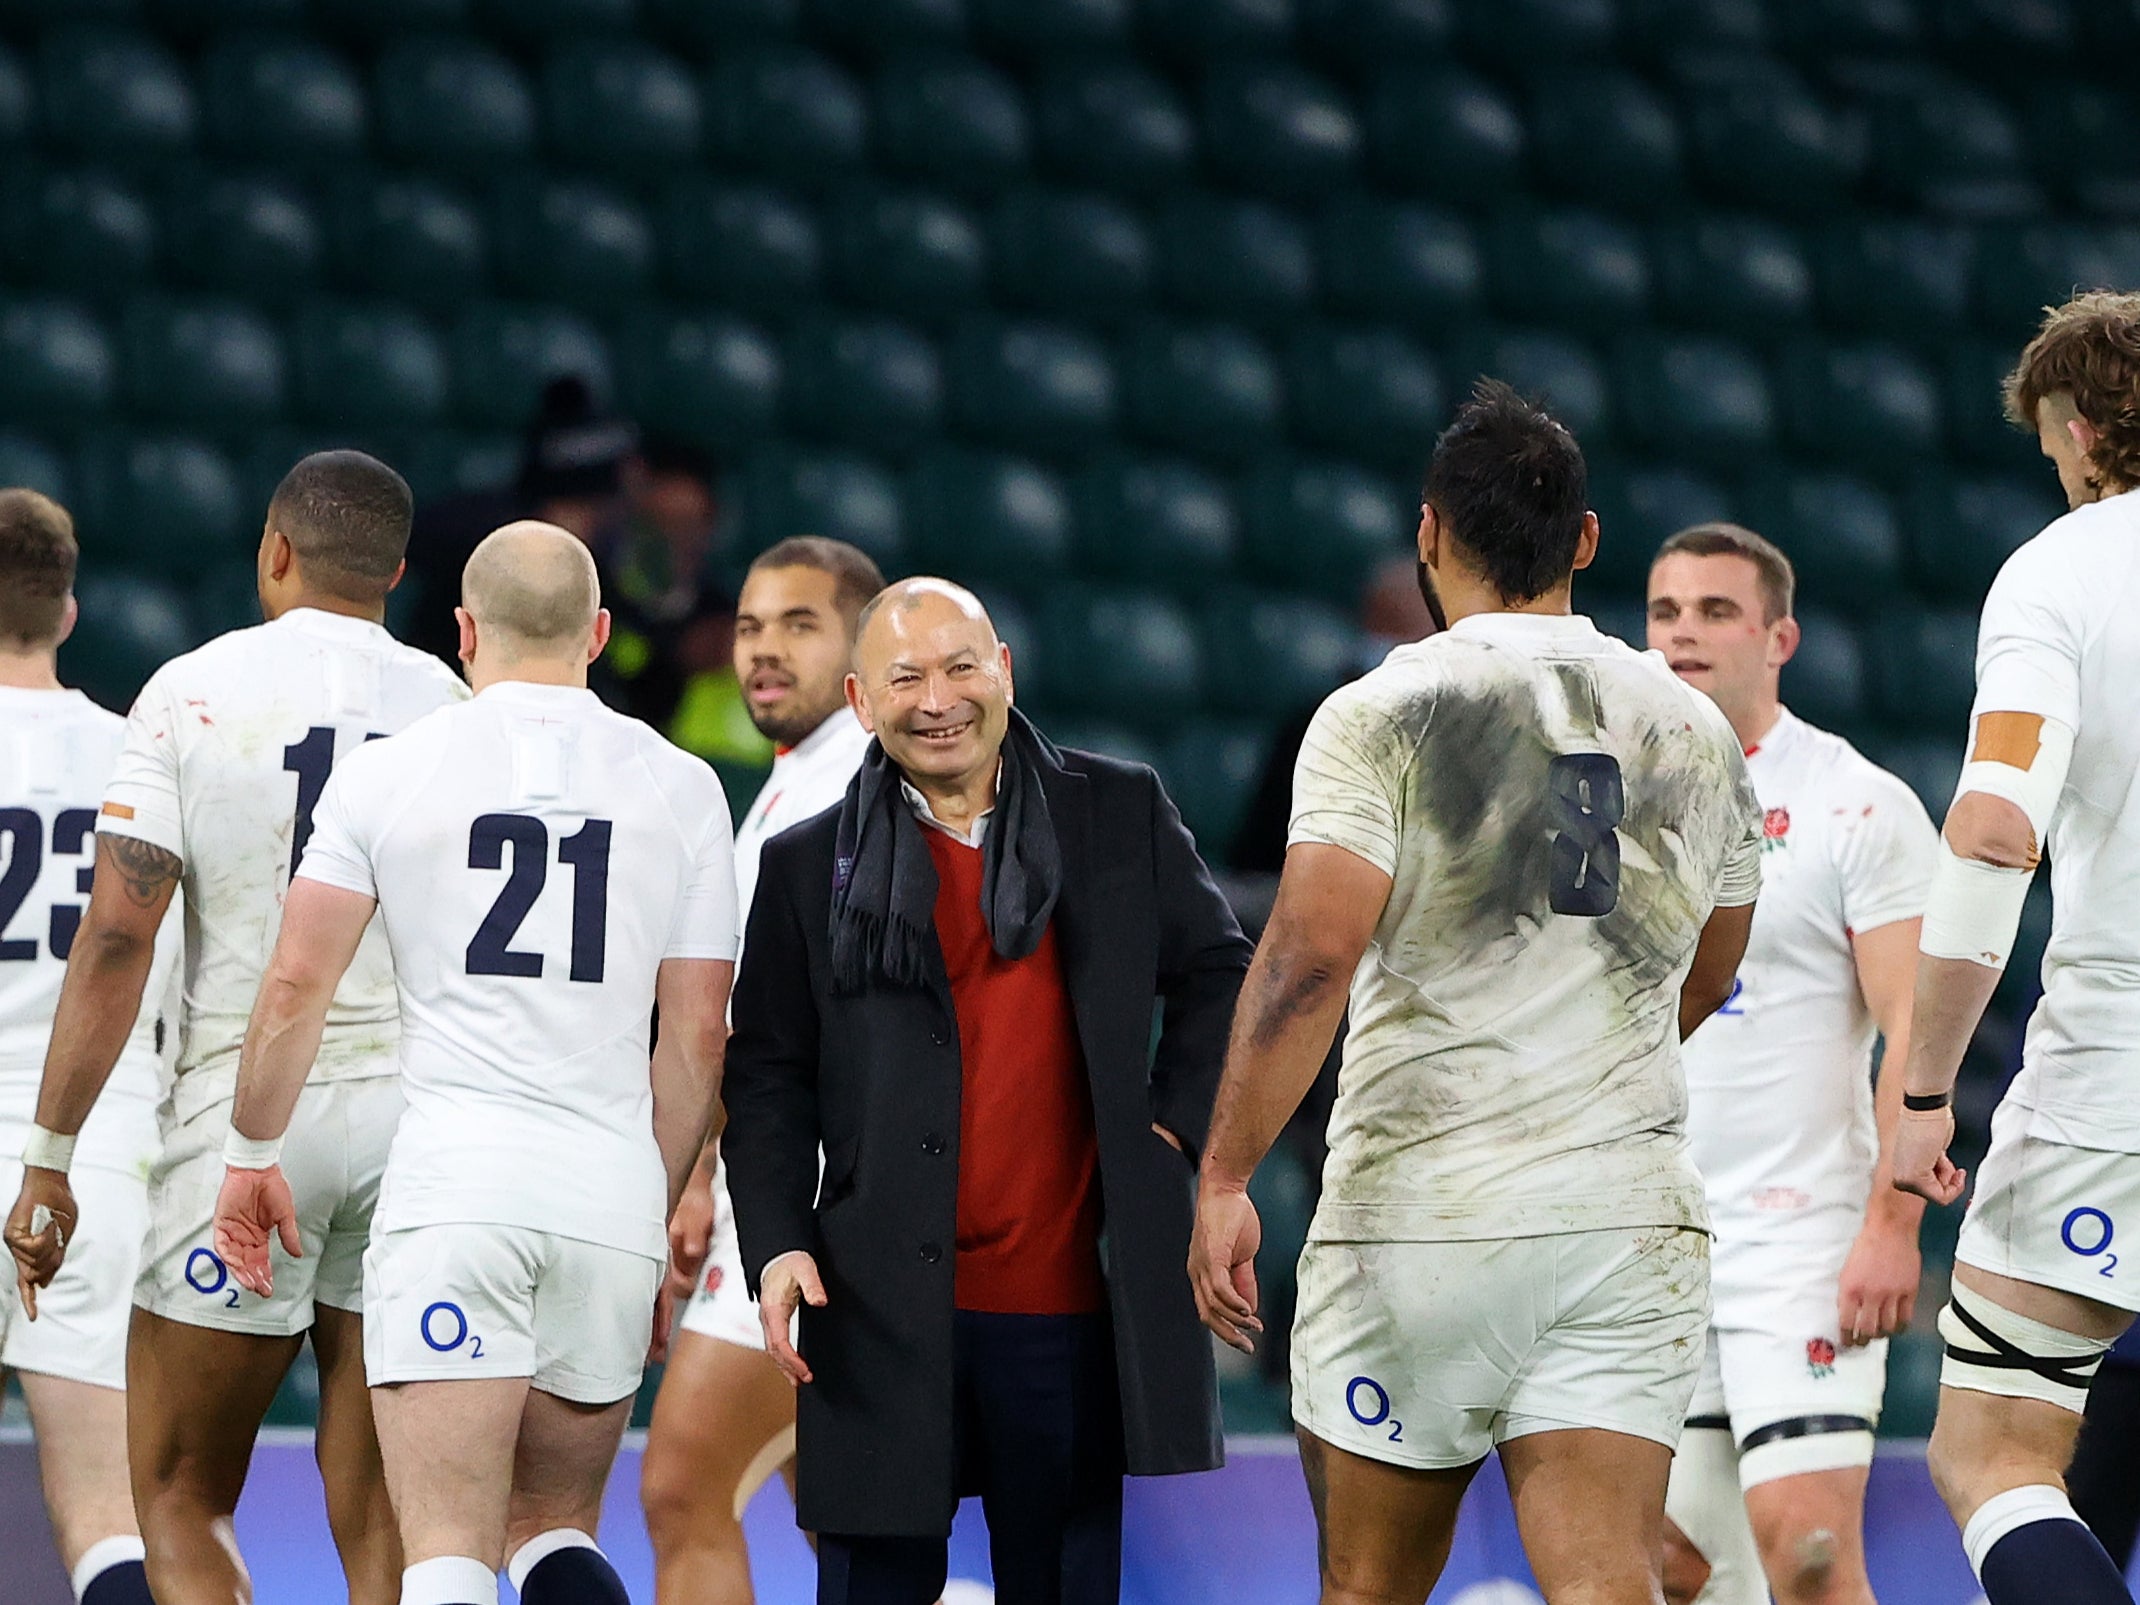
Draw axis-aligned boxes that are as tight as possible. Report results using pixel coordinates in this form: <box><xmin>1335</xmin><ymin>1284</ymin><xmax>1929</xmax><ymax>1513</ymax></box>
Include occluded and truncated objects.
<box><xmin>1191</xmin><ymin>842</ymin><xmax>1390</xmax><ymax>1353</ymax></box>
<box><xmin>1679</xmin><ymin>900</ymin><xmax>1755</xmax><ymax>1041</ymax></box>
<box><xmin>4</xmin><ymin>832</ymin><xmax>180</xmax><ymax>1314</ymax></box>
<box><xmin>651</xmin><ymin>958</ymin><xmax>734</xmax><ymax>1221</ymax></box>
<box><xmin>1839</xmin><ymin>917</ymin><xmax>1927</xmax><ymax>1344</ymax></box>
<box><xmin>212</xmin><ymin>876</ymin><xmax>378</xmax><ymax>1297</ymax></box>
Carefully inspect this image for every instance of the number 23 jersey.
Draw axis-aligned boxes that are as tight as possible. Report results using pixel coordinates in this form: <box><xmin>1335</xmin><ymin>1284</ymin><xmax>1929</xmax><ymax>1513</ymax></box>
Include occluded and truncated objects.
<box><xmin>98</xmin><ymin>608</ymin><xmax>468</xmax><ymax>1118</ymax></box>
<box><xmin>1290</xmin><ymin>612</ymin><xmax>1763</xmax><ymax>1243</ymax></box>
<box><xmin>297</xmin><ymin>682</ymin><xmax>738</xmax><ymax>1258</ymax></box>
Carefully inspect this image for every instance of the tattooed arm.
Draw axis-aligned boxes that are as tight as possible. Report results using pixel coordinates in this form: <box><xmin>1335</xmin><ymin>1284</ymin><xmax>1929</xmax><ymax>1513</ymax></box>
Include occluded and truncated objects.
<box><xmin>31</xmin><ymin>833</ymin><xmax>182</xmax><ymax>1137</ymax></box>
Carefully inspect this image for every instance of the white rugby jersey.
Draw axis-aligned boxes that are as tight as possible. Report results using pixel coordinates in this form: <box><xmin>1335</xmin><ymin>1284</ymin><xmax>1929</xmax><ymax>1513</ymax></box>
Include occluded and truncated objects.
<box><xmin>1681</xmin><ymin>709</ymin><xmax>1936</xmax><ymax>1250</ymax></box>
<box><xmin>731</xmin><ymin>708</ymin><xmax>868</xmax><ymax>937</ymax></box>
<box><xmin>0</xmin><ymin>686</ymin><xmax>177</xmax><ymax>1171</ymax></box>
<box><xmin>1291</xmin><ymin>612</ymin><xmax>1764</xmax><ymax>1242</ymax></box>
<box><xmin>298</xmin><ymin>682</ymin><xmax>738</xmax><ymax>1259</ymax></box>
<box><xmin>1971</xmin><ymin>488</ymin><xmax>2140</xmax><ymax>1153</ymax></box>
<box><xmin>98</xmin><ymin>609</ymin><xmax>467</xmax><ymax>1122</ymax></box>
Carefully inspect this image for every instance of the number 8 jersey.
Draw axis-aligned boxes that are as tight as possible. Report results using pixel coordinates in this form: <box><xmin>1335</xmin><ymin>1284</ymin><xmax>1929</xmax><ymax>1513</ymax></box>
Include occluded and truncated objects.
<box><xmin>98</xmin><ymin>608</ymin><xmax>468</xmax><ymax>1124</ymax></box>
<box><xmin>297</xmin><ymin>682</ymin><xmax>737</xmax><ymax>1259</ymax></box>
<box><xmin>1290</xmin><ymin>612</ymin><xmax>1763</xmax><ymax>1243</ymax></box>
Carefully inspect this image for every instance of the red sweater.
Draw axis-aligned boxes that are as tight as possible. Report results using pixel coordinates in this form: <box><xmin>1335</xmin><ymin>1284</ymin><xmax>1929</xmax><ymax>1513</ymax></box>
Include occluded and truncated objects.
<box><xmin>925</xmin><ymin>828</ymin><xmax>1105</xmax><ymax>1315</ymax></box>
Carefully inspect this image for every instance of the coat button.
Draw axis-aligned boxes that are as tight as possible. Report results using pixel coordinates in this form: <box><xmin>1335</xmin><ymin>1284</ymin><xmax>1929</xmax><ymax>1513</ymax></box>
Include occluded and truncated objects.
<box><xmin>919</xmin><ymin>1242</ymin><xmax>942</xmax><ymax>1264</ymax></box>
<box><xmin>921</xmin><ymin>1132</ymin><xmax>944</xmax><ymax>1155</ymax></box>
<box><xmin>930</xmin><ymin>1028</ymin><xmax>948</xmax><ymax>1046</ymax></box>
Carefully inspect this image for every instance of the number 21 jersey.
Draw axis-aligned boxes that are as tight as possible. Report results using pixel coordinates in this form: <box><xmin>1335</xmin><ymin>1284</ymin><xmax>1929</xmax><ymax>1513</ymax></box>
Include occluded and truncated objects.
<box><xmin>99</xmin><ymin>608</ymin><xmax>468</xmax><ymax>1120</ymax></box>
<box><xmin>1290</xmin><ymin>613</ymin><xmax>1763</xmax><ymax>1244</ymax></box>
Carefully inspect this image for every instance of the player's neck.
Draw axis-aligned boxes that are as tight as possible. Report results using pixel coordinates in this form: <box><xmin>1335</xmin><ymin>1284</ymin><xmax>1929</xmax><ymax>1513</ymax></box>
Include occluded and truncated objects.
<box><xmin>0</xmin><ymin>645</ymin><xmax>62</xmax><ymax>690</ymax></box>
<box><xmin>1727</xmin><ymin>696</ymin><xmax>1784</xmax><ymax>754</ymax></box>
<box><xmin>470</xmin><ymin>660</ymin><xmax>589</xmax><ymax>695</ymax></box>
<box><xmin>1438</xmin><ymin>580</ymin><xmax>1574</xmax><ymax>628</ymax></box>
<box><xmin>271</xmin><ymin>591</ymin><xmax>388</xmax><ymax>626</ymax></box>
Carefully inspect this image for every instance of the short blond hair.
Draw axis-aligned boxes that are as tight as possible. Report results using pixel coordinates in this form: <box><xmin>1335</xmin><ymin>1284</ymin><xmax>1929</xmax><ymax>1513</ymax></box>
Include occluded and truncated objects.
<box><xmin>1652</xmin><ymin>522</ymin><xmax>1795</xmax><ymax>623</ymax></box>
<box><xmin>0</xmin><ymin>488</ymin><xmax>77</xmax><ymax>647</ymax></box>
<box><xmin>461</xmin><ymin>522</ymin><xmax>600</xmax><ymax>652</ymax></box>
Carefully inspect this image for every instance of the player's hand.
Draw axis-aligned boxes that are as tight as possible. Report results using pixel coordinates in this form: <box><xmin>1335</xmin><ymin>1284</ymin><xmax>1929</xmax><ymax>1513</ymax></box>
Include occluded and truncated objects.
<box><xmin>666</xmin><ymin>1169</ymin><xmax>717</xmax><ymax>1303</ymax></box>
<box><xmin>1189</xmin><ymin>1183</ymin><xmax>1263</xmax><ymax>1354</ymax></box>
<box><xmin>1892</xmin><ymin>1104</ymin><xmax>1966</xmax><ymax>1207</ymax></box>
<box><xmin>759</xmin><ymin>1250</ymin><xmax>826</xmax><ymax>1386</ymax></box>
<box><xmin>1837</xmin><ymin>1209</ymin><xmax>1921</xmax><ymax>1345</ymax></box>
<box><xmin>5</xmin><ymin>1168</ymin><xmax>79</xmax><ymax>1321</ymax></box>
<box><xmin>211</xmin><ymin>1165</ymin><xmax>302</xmax><ymax>1298</ymax></box>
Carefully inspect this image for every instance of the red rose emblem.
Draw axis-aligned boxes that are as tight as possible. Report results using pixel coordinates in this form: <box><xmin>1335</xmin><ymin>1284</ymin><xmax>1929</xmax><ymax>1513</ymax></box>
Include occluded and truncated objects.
<box><xmin>1806</xmin><ymin>1336</ymin><xmax>1836</xmax><ymax>1377</ymax></box>
<box><xmin>702</xmin><ymin>1265</ymin><xmax>725</xmax><ymax>1296</ymax></box>
<box><xmin>1763</xmin><ymin>807</ymin><xmax>1791</xmax><ymax>840</ymax></box>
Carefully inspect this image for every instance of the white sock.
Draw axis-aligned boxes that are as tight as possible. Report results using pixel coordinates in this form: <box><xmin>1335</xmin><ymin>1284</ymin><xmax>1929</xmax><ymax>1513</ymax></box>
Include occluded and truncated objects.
<box><xmin>1962</xmin><ymin>1485</ymin><xmax>2081</xmax><ymax>1579</ymax></box>
<box><xmin>400</xmin><ymin>1554</ymin><xmax>499</xmax><ymax>1605</ymax></box>
<box><xmin>69</xmin><ymin>1535</ymin><xmax>146</xmax><ymax>1602</ymax></box>
<box><xmin>505</xmin><ymin>1528</ymin><xmax>601</xmax><ymax>1593</ymax></box>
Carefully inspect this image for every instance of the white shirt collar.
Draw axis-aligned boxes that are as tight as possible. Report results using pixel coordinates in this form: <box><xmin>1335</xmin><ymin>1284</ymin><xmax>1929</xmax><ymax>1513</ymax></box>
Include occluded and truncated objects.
<box><xmin>899</xmin><ymin>778</ymin><xmax>992</xmax><ymax>848</ymax></box>
<box><xmin>272</xmin><ymin>607</ymin><xmax>395</xmax><ymax>644</ymax></box>
<box><xmin>1445</xmin><ymin>610</ymin><xmax>1599</xmax><ymax>646</ymax></box>
<box><xmin>779</xmin><ymin>706</ymin><xmax>867</xmax><ymax>768</ymax></box>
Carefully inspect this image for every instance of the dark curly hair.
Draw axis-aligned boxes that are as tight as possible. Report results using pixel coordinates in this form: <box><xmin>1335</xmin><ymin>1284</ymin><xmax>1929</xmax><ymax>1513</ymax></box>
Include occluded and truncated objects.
<box><xmin>2004</xmin><ymin>291</ymin><xmax>2140</xmax><ymax>494</ymax></box>
<box><xmin>1423</xmin><ymin>377</ymin><xmax>1589</xmax><ymax>604</ymax></box>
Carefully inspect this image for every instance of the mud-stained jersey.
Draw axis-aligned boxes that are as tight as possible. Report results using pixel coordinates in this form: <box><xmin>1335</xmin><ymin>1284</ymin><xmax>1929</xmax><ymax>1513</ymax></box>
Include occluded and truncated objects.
<box><xmin>1291</xmin><ymin>611</ymin><xmax>1763</xmax><ymax>1242</ymax></box>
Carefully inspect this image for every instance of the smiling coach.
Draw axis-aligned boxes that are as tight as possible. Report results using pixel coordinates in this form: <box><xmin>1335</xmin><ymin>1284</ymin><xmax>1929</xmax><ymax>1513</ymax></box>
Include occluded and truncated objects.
<box><xmin>720</xmin><ymin>577</ymin><xmax>1252</xmax><ymax>1605</ymax></box>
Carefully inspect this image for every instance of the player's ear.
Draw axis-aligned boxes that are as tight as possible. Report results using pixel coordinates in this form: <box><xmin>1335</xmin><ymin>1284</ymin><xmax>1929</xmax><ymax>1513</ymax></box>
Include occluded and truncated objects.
<box><xmin>1769</xmin><ymin>613</ymin><xmax>1801</xmax><ymax>670</ymax></box>
<box><xmin>1571</xmin><ymin>509</ymin><xmax>1600</xmax><ymax>573</ymax></box>
<box><xmin>1416</xmin><ymin>502</ymin><xmax>1440</xmax><ymax>568</ymax></box>
<box><xmin>263</xmin><ymin>525</ymin><xmax>295</xmax><ymax>584</ymax></box>
<box><xmin>455</xmin><ymin>606</ymin><xmax>477</xmax><ymax>667</ymax></box>
<box><xmin>588</xmin><ymin>607</ymin><xmax>612</xmax><ymax>664</ymax></box>
<box><xmin>385</xmin><ymin>558</ymin><xmax>406</xmax><ymax>596</ymax></box>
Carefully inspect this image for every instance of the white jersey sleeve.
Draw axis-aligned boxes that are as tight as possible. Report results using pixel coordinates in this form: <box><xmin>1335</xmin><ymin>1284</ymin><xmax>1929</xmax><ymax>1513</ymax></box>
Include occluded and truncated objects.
<box><xmin>295</xmin><ymin>759</ymin><xmax>386</xmax><ymax>902</ymax></box>
<box><xmin>664</xmin><ymin>804</ymin><xmax>739</xmax><ymax>961</ymax></box>
<box><xmin>100</xmin><ymin>672</ymin><xmax>186</xmax><ymax>858</ymax></box>
<box><xmin>1714</xmin><ymin>747</ymin><xmax>1763</xmax><ymax>910</ymax></box>
<box><xmin>1974</xmin><ymin>534</ymin><xmax>2085</xmax><ymax>729</ymax></box>
<box><xmin>1288</xmin><ymin>680</ymin><xmax>1411</xmax><ymax>877</ymax></box>
<box><xmin>1834</xmin><ymin>769</ymin><xmax>1937</xmax><ymax>936</ymax></box>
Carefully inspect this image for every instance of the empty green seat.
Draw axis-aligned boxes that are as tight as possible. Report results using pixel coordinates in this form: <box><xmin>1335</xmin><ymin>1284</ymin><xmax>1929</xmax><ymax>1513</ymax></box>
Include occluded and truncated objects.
<box><xmin>1978</xmin><ymin>226</ymin><xmax>2140</xmax><ymax>342</ymax></box>
<box><xmin>1041</xmin><ymin>586</ymin><xmax>1202</xmax><ymax>726</ymax></box>
<box><xmin>1367</xmin><ymin>69</ymin><xmax>1524</xmax><ymax>203</ymax></box>
<box><xmin>1319</xmin><ymin>199</ymin><xmax>1481</xmax><ymax>333</ymax></box>
<box><xmin>60</xmin><ymin>572</ymin><xmax>197</xmax><ymax>710</ymax></box>
<box><xmin>907</xmin><ymin>446</ymin><xmax>1073</xmax><ymax>581</ymax></box>
<box><xmin>661</xmin><ymin>181</ymin><xmax>820</xmax><ymax>311</ymax></box>
<box><xmin>783</xmin><ymin>314</ymin><xmax>942</xmax><ymax>453</ymax></box>
<box><xmin>2034</xmin><ymin>87</ymin><xmax>2140</xmax><ymax>214</ymax></box>
<box><xmin>1033</xmin><ymin>65</ymin><xmax>1196</xmax><ymax>196</ymax></box>
<box><xmin>1528</xmin><ymin>71</ymin><xmax>1683</xmax><ymax>209</ymax></box>
<box><xmin>0</xmin><ymin>429</ymin><xmax>68</xmax><ymax>502</ymax></box>
<box><xmin>1588</xmin><ymin>465</ymin><xmax>1733</xmax><ymax>593</ymax></box>
<box><xmin>161</xmin><ymin>173</ymin><xmax>322</xmax><ymax>303</ymax></box>
<box><xmin>1161</xmin><ymin>719</ymin><xmax>1270</xmax><ymax>856</ymax></box>
<box><xmin>3</xmin><ymin>169</ymin><xmax>157</xmax><ymax>293</ymax></box>
<box><xmin>1654</xmin><ymin>217</ymin><xmax>1812</xmax><ymax>332</ymax></box>
<box><xmin>1614</xmin><ymin>335</ymin><xmax>1772</xmax><ymax>464</ymax></box>
<box><xmin>40</xmin><ymin>29</ymin><xmax>195</xmax><ymax>159</ymax></box>
<box><xmin>542</xmin><ymin>42</ymin><xmax>700</xmax><ymax>169</ymax></box>
<box><xmin>737</xmin><ymin>446</ymin><xmax>907</xmax><ymax>571</ymax></box>
<box><xmin>312</xmin><ymin>0</ymin><xmax>474</xmax><ymax>34</ymax></box>
<box><xmin>1871</xmin><ymin>80</ymin><xmax>2031</xmax><ymax>214</ymax></box>
<box><xmin>989</xmin><ymin>187</ymin><xmax>1152</xmax><ymax>317</ymax></box>
<box><xmin>294</xmin><ymin>301</ymin><xmax>448</xmax><ymax>427</ymax></box>
<box><xmin>825</xmin><ymin>187</ymin><xmax>987</xmax><ymax>317</ymax></box>
<box><xmin>374</xmin><ymin>39</ymin><xmax>535</xmax><ymax>169</ymax></box>
<box><xmin>971</xmin><ymin>0</ymin><xmax>1130</xmax><ymax>58</ymax></box>
<box><xmin>1074</xmin><ymin>453</ymin><xmax>1237</xmax><ymax>587</ymax></box>
<box><xmin>1044</xmin><ymin>722</ymin><xmax>1162</xmax><ymax>772</ymax></box>
<box><xmin>124</xmin><ymin>299</ymin><xmax>285</xmax><ymax>424</ymax></box>
<box><xmin>449</xmin><ymin>304</ymin><xmax>612</xmax><ymax>429</ymax></box>
<box><xmin>200</xmin><ymin>35</ymin><xmax>364</xmax><ymax>166</ymax></box>
<box><xmin>1779</xmin><ymin>340</ymin><xmax>1941</xmax><ymax>465</ymax></box>
<box><xmin>1456</xmin><ymin>0</ymin><xmax>1614</xmax><ymax>60</ymax></box>
<box><xmin>1771</xmin><ymin>0</ymin><xmax>1920</xmax><ymax>52</ymax></box>
<box><xmin>704</xmin><ymin>49</ymin><xmax>867</xmax><ymax>184</ymax></box>
<box><xmin>1141</xmin><ymin>0</ymin><xmax>1294</xmax><ymax>56</ymax></box>
<box><xmin>1877</xmin><ymin>737</ymin><xmax>1961</xmax><ymax>829</ymax></box>
<box><xmin>808</xmin><ymin>0</ymin><xmax>966</xmax><ymax>51</ymax></box>
<box><xmin>328</xmin><ymin>174</ymin><xmax>486</xmax><ymax>309</ymax></box>
<box><xmin>1241</xmin><ymin>459</ymin><xmax>1409</xmax><ymax>603</ymax></box>
<box><xmin>1686</xmin><ymin>80</ymin><xmax>1862</xmax><ymax>214</ymax></box>
<box><xmin>1199</xmin><ymin>63</ymin><xmax>1361</xmax><ymax>201</ymax></box>
<box><xmin>1869</xmin><ymin>606</ymin><xmax>1978</xmax><ymax>732</ymax></box>
<box><xmin>874</xmin><ymin>54</ymin><xmax>1029</xmax><ymax>195</ymax></box>
<box><xmin>1778</xmin><ymin>604</ymin><xmax>1865</xmax><ymax>729</ymax></box>
<box><xmin>969</xmin><ymin>584</ymin><xmax>1041</xmax><ymax>697</ymax></box>
<box><xmin>621</xmin><ymin>311</ymin><xmax>782</xmax><ymax>450</ymax></box>
<box><xmin>1459</xmin><ymin>329</ymin><xmax>1610</xmax><ymax>443</ymax></box>
<box><xmin>1286</xmin><ymin>326</ymin><xmax>1441</xmax><ymax>467</ymax></box>
<box><xmin>1741</xmin><ymin>470</ymin><xmax>1902</xmax><ymax>607</ymax></box>
<box><xmin>1905</xmin><ymin>473</ymin><xmax>2059</xmax><ymax>604</ymax></box>
<box><xmin>1122</xmin><ymin>320</ymin><xmax>1282</xmax><ymax>462</ymax></box>
<box><xmin>1945</xmin><ymin>342</ymin><xmax>2037</xmax><ymax>472</ymax></box>
<box><xmin>1158</xmin><ymin>196</ymin><xmax>1315</xmax><ymax>325</ymax></box>
<box><xmin>0</xmin><ymin>299</ymin><xmax>114</xmax><ymax>421</ymax></box>
<box><xmin>1488</xmin><ymin>210</ymin><xmax>1650</xmax><ymax>333</ymax></box>
<box><xmin>945</xmin><ymin>317</ymin><xmax>1115</xmax><ymax>454</ymax></box>
<box><xmin>1934</xmin><ymin>0</ymin><xmax>2074</xmax><ymax>62</ymax></box>
<box><xmin>641</xmin><ymin>0</ymin><xmax>798</xmax><ymax>51</ymax></box>
<box><xmin>1199</xmin><ymin>590</ymin><xmax>1360</xmax><ymax>716</ymax></box>
<box><xmin>73</xmin><ymin>434</ymin><xmax>247</xmax><ymax>575</ymax></box>
<box><xmin>1815</xmin><ymin>220</ymin><xmax>1972</xmax><ymax>344</ymax></box>
<box><xmin>0</xmin><ymin>44</ymin><xmax>31</xmax><ymax>146</ymax></box>
<box><xmin>1619</xmin><ymin>0</ymin><xmax>1765</xmax><ymax>55</ymax></box>
<box><xmin>1297</xmin><ymin>0</ymin><xmax>1456</xmax><ymax>65</ymax></box>
<box><xmin>490</xmin><ymin>178</ymin><xmax>655</xmax><ymax>307</ymax></box>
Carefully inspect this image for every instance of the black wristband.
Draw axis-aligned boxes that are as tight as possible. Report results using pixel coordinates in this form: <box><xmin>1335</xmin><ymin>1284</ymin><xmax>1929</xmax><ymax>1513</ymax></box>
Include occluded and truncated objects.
<box><xmin>1903</xmin><ymin>1090</ymin><xmax>1952</xmax><ymax>1112</ymax></box>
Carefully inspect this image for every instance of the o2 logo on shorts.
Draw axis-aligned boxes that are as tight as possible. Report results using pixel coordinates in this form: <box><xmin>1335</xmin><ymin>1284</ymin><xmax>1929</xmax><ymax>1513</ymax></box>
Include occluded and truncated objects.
<box><xmin>1346</xmin><ymin>1375</ymin><xmax>1404</xmax><ymax>1444</ymax></box>
<box><xmin>2062</xmin><ymin>1208</ymin><xmax>2118</xmax><ymax>1277</ymax></box>
<box><xmin>186</xmin><ymin>1247</ymin><xmax>240</xmax><ymax>1309</ymax></box>
<box><xmin>420</xmin><ymin>1300</ymin><xmax>485</xmax><ymax>1360</ymax></box>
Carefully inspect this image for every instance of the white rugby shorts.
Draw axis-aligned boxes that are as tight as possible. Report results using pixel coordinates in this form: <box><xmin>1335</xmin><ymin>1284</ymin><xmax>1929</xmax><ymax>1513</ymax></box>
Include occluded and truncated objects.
<box><xmin>1958</xmin><ymin>1099</ymin><xmax>2140</xmax><ymax>1313</ymax></box>
<box><xmin>134</xmin><ymin>1074</ymin><xmax>402</xmax><ymax>1337</ymax></box>
<box><xmin>677</xmin><ymin>1159</ymin><xmax>765</xmax><ymax>1351</ymax></box>
<box><xmin>0</xmin><ymin>1158</ymin><xmax>147</xmax><ymax>1391</ymax></box>
<box><xmin>1291</xmin><ymin>1225</ymin><xmax>1711</xmax><ymax>1469</ymax></box>
<box><xmin>363</xmin><ymin>1223</ymin><xmax>661</xmax><ymax>1405</ymax></box>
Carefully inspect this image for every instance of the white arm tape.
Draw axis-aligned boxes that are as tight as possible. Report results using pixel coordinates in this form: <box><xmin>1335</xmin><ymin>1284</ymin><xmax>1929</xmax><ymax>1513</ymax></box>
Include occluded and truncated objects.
<box><xmin>1955</xmin><ymin>714</ymin><xmax>2075</xmax><ymax>842</ymax></box>
<box><xmin>1919</xmin><ymin>838</ymin><xmax>2032</xmax><ymax>968</ymax></box>
<box><xmin>222</xmin><ymin>1129</ymin><xmax>285</xmax><ymax>1170</ymax></box>
<box><xmin>21</xmin><ymin>1125</ymin><xmax>75</xmax><ymax>1174</ymax></box>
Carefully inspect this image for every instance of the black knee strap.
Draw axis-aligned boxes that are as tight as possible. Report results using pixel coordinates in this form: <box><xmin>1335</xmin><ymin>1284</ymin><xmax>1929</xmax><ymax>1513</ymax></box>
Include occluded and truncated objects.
<box><xmin>1944</xmin><ymin>1295</ymin><xmax>2103</xmax><ymax>1390</ymax></box>
<box><xmin>1684</xmin><ymin>1413</ymin><xmax>1732</xmax><ymax>1431</ymax></box>
<box><xmin>1737</xmin><ymin>1414</ymin><xmax>1874</xmax><ymax>1452</ymax></box>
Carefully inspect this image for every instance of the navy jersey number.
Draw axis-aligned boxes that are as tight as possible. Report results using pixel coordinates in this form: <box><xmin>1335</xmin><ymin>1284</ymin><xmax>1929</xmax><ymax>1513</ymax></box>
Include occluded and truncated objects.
<box><xmin>282</xmin><ymin>725</ymin><xmax>386</xmax><ymax>881</ymax></box>
<box><xmin>465</xmin><ymin>815</ymin><xmax>613</xmax><ymax>982</ymax></box>
<box><xmin>0</xmin><ymin>806</ymin><xmax>98</xmax><ymax>961</ymax></box>
<box><xmin>1547</xmin><ymin>753</ymin><xmax>1624</xmax><ymax>917</ymax></box>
